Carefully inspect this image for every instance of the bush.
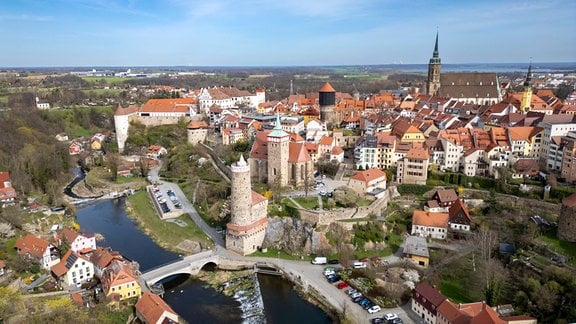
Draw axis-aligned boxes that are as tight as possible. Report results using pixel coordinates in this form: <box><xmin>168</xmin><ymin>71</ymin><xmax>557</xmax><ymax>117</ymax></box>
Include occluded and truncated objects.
<box><xmin>397</xmin><ymin>184</ymin><xmax>433</xmax><ymax>195</ymax></box>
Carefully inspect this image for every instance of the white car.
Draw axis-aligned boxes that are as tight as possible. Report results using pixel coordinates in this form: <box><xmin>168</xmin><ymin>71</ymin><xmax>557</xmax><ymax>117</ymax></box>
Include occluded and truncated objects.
<box><xmin>384</xmin><ymin>313</ymin><xmax>398</xmax><ymax>320</ymax></box>
<box><xmin>367</xmin><ymin>305</ymin><xmax>381</xmax><ymax>314</ymax></box>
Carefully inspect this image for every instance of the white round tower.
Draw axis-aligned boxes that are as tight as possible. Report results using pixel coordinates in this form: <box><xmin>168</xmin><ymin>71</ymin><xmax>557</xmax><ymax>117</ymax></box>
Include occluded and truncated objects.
<box><xmin>230</xmin><ymin>154</ymin><xmax>252</xmax><ymax>226</ymax></box>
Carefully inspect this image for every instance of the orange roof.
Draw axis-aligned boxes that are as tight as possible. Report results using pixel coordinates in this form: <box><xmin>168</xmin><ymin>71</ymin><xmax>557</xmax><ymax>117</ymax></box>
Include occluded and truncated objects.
<box><xmin>90</xmin><ymin>247</ymin><xmax>123</xmax><ymax>269</ymax></box>
<box><xmin>563</xmin><ymin>192</ymin><xmax>576</xmax><ymax>207</ymax></box>
<box><xmin>136</xmin><ymin>292</ymin><xmax>179</xmax><ymax>324</ymax></box>
<box><xmin>288</xmin><ymin>142</ymin><xmax>312</xmax><ymax>163</ymax></box>
<box><xmin>331</xmin><ymin>146</ymin><xmax>344</xmax><ymax>155</ymax></box>
<box><xmin>15</xmin><ymin>234</ymin><xmax>50</xmax><ymax>258</ymax></box>
<box><xmin>406</xmin><ymin>146</ymin><xmax>429</xmax><ymax>159</ymax></box>
<box><xmin>61</xmin><ymin>228</ymin><xmax>79</xmax><ymax>244</ymax></box>
<box><xmin>114</xmin><ymin>104</ymin><xmax>139</xmax><ymax>116</ymax></box>
<box><xmin>350</xmin><ymin>168</ymin><xmax>386</xmax><ymax>184</ymax></box>
<box><xmin>319</xmin><ymin>82</ymin><xmax>336</xmax><ymax>92</ymax></box>
<box><xmin>251</xmin><ymin>191</ymin><xmax>268</xmax><ymax>206</ymax></box>
<box><xmin>0</xmin><ymin>260</ymin><xmax>5</xmax><ymax>268</ymax></box>
<box><xmin>435</xmin><ymin>189</ymin><xmax>458</xmax><ymax>203</ymax></box>
<box><xmin>187</xmin><ymin>120</ymin><xmax>209</xmax><ymax>129</ymax></box>
<box><xmin>318</xmin><ymin>136</ymin><xmax>334</xmax><ymax>146</ymax></box>
<box><xmin>507</xmin><ymin>126</ymin><xmax>543</xmax><ymax>141</ymax></box>
<box><xmin>140</xmin><ymin>98</ymin><xmax>197</xmax><ymax>113</ymax></box>
<box><xmin>412</xmin><ymin>210</ymin><xmax>449</xmax><ymax>228</ymax></box>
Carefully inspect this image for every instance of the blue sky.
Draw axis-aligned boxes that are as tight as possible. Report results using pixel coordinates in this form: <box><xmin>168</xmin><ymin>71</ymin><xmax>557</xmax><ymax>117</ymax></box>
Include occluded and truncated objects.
<box><xmin>1</xmin><ymin>0</ymin><xmax>575</xmax><ymax>67</ymax></box>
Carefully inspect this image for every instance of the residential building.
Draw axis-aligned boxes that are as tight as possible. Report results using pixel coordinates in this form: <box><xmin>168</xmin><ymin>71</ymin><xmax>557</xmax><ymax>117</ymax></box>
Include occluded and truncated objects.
<box><xmin>403</xmin><ymin>235</ymin><xmax>429</xmax><ymax>267</ymax></box>
<box><xmin>411</xmin><ymin>210</ymin><xmax>449</xmax><ymax>240</ymax></box>
<box><xmin>60</xmin><ymin>228</ymin><xmax>96</xmax><ymax>254</ymax></box>
<box><xmin>14</xmin><ymin>234</ymin><xmax>60</xmax><ymax>270</ymax></box>
<box><xmin>0</xmin><ymin>171</ymin><xmax>16</xmax><ymax>208</ymax></box>
<box><xmin>101</xmin><ymin>259</ymin><xmax>141</xmax><ymax>301</ymax></box>
<box><xmin>51</xmin><ymin>250</ymin><xmax>95</xmax><ymax>287</ymax></box>
<box><xmin>135</xmin><ymin>291</ymin><xmax>180</xmax><ymax>324</ymax></box>
<box><xmin>348</xmin><ymin>167</ymin><xmax>387</xmax><ymax>198</ymax></box>
<box><xmin>412</xmin><ymin>282</ymin><xmax>447</xmax><ymax>324</ymax></box>
<box><xmin>0</xmin><ymin>260</ymin><xmax>6</xmax><ymax>276</ymax></box>
<box><xmin>397</xmin><ymin>144</ymin><xmax>429</xmax><ymax>185</ymax></box>
<box><xmin>89</xmin><ymin>247</ymin><xmax>125</xmax><ymax>278</ymax></box>
<box><xmin>537</xmin><ymin>114</ymin><xmax>576</xmax><ymax>170</ymax></box>
<box><xmin>431</xmin><ymin>189</ymin><xmax>458</xmax><ymax>208</ymax></box>
<box><xmin>448</xmin><ymin>199</ymin><xmax>472</xmax><ymax>232</ymax></box>
<box><xmin>560</xmin><ymin>131</ymin><xmax>576</xmax><ymax>183</ymax></box>
<box><xmin>507</xmin><ymin>126</ymin><xmax>543</xmax><ymax>158</ymax></box>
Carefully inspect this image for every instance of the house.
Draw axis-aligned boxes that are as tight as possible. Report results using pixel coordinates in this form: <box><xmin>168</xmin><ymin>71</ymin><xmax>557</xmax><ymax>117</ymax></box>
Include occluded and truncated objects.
<box><xmin>51</xmin><ymin>250</ymin><xmax>95</xmax><ymax>287</ymax></box>
<box><xmin>60</xmin><ymin>228</ymin><xmax>96</xmax><ymax>254</ymax></box>
<box><xmin>396</xmin><ymin>144</ymin><xmax>429</xmax><ymax>185</ymax></box>
<box><xmin>14</xmin><ymin>234</ymin><xmax>60</xmax><ymax>270</ymax></box>
<box><xmin>69</xmin><ymin>141</ymin><xmax>84</xmax><ymax>155</ymax></box>
<box><xmin>510</xmin><ymin>158</ymin><xmax>540</xmax><ymax>179</ymax></box>
<box><xmin>0</xmin><ymin>171</ymin><xmax>17</xmax><ymax>208</ymax></box>
<box><xmin>89</xmin><ymin>247</ymin><xmax>125</xmax><ymax>278</ymax></box>
<box><xmin>403</xmin><ymin>236</ymin><xmax>429</xmax><ymax>267</ymax></box>
<box><xmin>448</xmin><ymin>199</ymin><xmax>472</xmax><ymax>232</ymax></box>
<box><xmin>147</xmin><ymin>145</ymin><xmax>168</xmax><ymax>159</ymax></box>
<box><xmin>411</xmin><ymin>210</ymin><xmax>449</xmax><ymax>240</ymax></box>
<box><xmin>431</xmin><ymin>188</ymin><xmax>458</xmax><ymax>208</ymax></box>
<box><xmin>412</xmin><ymin>282</ymin><xmax>447</xmax><ymax>324</ymax></box>
<box><xmin>0</xmin><ymin>260</ymin><xmax>6</xmax><ymax>276</ymax></box>
<box><xmin>436</xmin><ymin>300</ymin><xmax>503</xmax><ymax>324</ymax></box>
<box><xmin>348</xmin><ymin>167</ymin><xmax>387</xmax><ymax>198</ymax></box>
<box><xmin>135</xmin><ymin>291</ymin><xmax>180</xmax><ymax>324</ymax></box>
<box><xmin>187</xmin><ymin>120</ymin><xmax>209</xmax><ymax>145</ymax></box>
<box><xmin>101</xmin><ymin>259</ymin><xmax>141</xmax><ymax>301</ymax></box>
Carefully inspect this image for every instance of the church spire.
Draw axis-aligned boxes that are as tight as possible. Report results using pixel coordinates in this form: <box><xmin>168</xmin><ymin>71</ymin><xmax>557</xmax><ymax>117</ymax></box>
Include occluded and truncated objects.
<box><xmin>432</xmin><ymin>31</ymin><xmax>439</xmax><ymax>58</ymax></box>
<box><xmin>523</xmin><ymin>60</ymin><xmax>533</xmax><ymax>88</ymax></box>
<box><xmin>521</xmin><ymin>59</ymin><xmax>534</xmax><ymax>113</ymax></box>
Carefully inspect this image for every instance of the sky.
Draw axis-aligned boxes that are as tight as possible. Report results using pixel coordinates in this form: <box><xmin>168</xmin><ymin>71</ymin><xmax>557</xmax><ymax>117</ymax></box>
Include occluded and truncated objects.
<box><xmin>1</xmin><ymin>0</ymin><xmax>575</xmax><ymax>67</ymax></box>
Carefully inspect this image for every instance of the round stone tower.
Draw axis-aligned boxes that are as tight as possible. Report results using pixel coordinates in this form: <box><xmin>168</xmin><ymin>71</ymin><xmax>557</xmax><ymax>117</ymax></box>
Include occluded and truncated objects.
<box><xmin>229</xmin><ymin>154</ymin><xmax>252</xmax><ymax>226</ymax></box>
<box><xmin>557</xmin><ymin>192</ymin><xmax>576</xmax><ymax>242</ymax></box>
<box><xmin>319</xmin><ymin>82</ymin><xmax>336</xmax><ymax>125</ymax></box>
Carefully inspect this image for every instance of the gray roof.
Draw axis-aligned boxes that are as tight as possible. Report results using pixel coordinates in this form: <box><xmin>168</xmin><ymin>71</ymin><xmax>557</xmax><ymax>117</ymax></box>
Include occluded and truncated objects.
<box><xmin>403</xmin><ymin>235</ymin><xmax>429</xmax><ymax>258</ymax></box>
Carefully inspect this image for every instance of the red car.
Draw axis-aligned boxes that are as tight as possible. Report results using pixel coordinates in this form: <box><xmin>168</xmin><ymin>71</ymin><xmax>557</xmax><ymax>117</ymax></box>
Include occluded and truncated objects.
<box><xmin>337</xmin><ymin>282</ymin><xmax>350</xmax><ymax>289</ymax></box>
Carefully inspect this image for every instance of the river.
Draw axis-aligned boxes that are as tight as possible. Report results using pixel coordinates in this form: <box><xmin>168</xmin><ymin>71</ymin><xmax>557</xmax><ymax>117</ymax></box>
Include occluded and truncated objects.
<box><xmin>75</xmin><ymin>198</ymin><xmax>332</xmax><ymax>323</ymax></box>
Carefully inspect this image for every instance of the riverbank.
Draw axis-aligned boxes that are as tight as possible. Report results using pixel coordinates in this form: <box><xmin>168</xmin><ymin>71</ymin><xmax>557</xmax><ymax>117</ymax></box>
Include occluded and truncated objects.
<box><xmin>124</xmin><ymin>191</ymin><xmax>213</xmax><ymax>255</ymax></box>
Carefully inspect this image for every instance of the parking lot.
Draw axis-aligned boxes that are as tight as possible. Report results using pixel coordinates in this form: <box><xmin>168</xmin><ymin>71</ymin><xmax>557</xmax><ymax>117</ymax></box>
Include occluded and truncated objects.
<box><xmin>148</xmin><ymin>184</ymin><xmax>184</xmax><ymax>219</ymax></box>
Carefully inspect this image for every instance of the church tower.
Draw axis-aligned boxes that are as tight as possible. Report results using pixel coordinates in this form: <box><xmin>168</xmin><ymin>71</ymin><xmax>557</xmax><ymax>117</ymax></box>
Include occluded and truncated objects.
<box><xmin>521</xmin><ymin>62</ymin><xmax>533</xmax><ymax>113</ymax></box>
<box><xmin>226</xmin><ymin>154</ymin><xmax>269</xmax><ymax>255</ymax></box>
<box><xmin>267</xmin><ymin>114</ymin><xmax>290</xmax><ymax>187</ymax></box>
<box><xmin>319</xmin><ymin>82</ymin><xmax>336</xmax><ymax>126</ymax></box>
<box><xmin>426</xmin><ymin>32</ymin><xmax>441</xmax><ymax>96</ymax></box>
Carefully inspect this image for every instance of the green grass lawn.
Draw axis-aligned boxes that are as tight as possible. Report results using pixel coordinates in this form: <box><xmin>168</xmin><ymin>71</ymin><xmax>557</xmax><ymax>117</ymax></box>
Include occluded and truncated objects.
<box><xmin>293</xmin><ymin>196</ymin><xmax>320</xmax><ymax>209</ymax></box>
<box><xmin>81</xmin><ymin>76</ymin><xmax>133</xmax><ymax>83</ymax></box>
<box><xmin>127</xmin><ymin>191</ymin><xmax>213</xmax><ymax>253</ymax></box>
<box><xmin>538</xmin><ymin>232</ymin><xmax>576</xmax><ymax>267</ymax></box>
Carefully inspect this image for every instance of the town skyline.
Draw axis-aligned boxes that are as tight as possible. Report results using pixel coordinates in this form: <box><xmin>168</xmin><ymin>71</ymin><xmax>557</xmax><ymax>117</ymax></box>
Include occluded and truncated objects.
<box><xmin>1</xmin><ymin>0</ymin><xmax>575</xmax><ymax>67</ymax></box>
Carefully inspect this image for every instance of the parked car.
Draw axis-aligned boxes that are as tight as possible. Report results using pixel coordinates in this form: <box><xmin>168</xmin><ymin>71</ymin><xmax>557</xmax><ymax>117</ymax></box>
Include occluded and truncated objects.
<box><xmin>368</xmin><ymin>305</ymin><xmax>381</xmax><ymax>314</ymax></box>
<box><xmin>352</xmin><ymin>296</ymin><xmax>364</xmax><ymax>303</ymax></box>
<box><xmin>350</xmin><ymin>292</ymin><xmax>362</xmax><ymax>299</ymax></box>
<box><xmin>387</xmin><ymin>319</ymin><xmax>403</xmax><ymax>324</ymax></box>
<box><xmin>371</xmin><ymin>318</ymin><xmax>384</xmax><ymax>324</ymax></box>
<box><xmin>353</xmin><ymin>261</ymin><xmax>367</xmax><ymax>269</ymax></box>
<box><xmin>337</xmin><ymin>282</ymin><xmax>349</xmax><ymax>289</ymax></box>
<box><xmin>345</xmin><ymin>288</ymin><xmax>357</xmax><ymax>296</ymax></box>
<box><xmin>327</xmin><ymin>259</ymin><xmax>339</xmax><ymax>265</ymax></box>
<box><xmin>383</xmin><ymin>313</ymin><xmax>399</xmax><ymax>321</ymax></box>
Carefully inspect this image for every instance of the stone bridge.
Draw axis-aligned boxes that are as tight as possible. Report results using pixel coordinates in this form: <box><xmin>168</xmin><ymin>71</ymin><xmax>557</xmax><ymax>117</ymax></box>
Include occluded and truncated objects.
<box><xmin>140</xmin><ymin>250</ymin><xmax>263</xmax><ymax>286</ymax></box>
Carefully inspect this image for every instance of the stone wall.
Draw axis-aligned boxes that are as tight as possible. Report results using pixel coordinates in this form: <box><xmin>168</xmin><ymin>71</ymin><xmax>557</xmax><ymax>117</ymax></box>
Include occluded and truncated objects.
<box><xmin>299</xmin><ymin>186</ymin><xmax>397</xmax><ymax>226</ymax></box>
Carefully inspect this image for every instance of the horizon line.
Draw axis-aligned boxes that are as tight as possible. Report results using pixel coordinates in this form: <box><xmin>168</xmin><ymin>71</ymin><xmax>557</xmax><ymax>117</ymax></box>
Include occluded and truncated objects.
<box><xmin>2</xmin><ymin>61</ymin><xmax>576</xmax><ymax>70</ymax></box>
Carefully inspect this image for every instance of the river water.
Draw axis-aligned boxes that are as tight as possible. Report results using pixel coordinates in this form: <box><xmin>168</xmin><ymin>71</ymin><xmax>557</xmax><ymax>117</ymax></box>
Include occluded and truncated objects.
<box><xmin>75</xmin><ymin>198</ymin><xmax>332</xmax><ymax>323</ymax></box>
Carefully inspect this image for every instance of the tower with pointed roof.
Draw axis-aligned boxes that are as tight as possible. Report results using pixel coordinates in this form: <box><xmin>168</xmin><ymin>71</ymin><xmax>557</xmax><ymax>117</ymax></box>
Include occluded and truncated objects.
<box><xmin>521</xmin><ymin>62</ymin><xmax>533</xmax><ymax>113</ymax></box>
<box><xmin>267</xmin><ymin>114</ymin><xmax>290</xmax><ymax>187</ymax></box>
<box><xmin>426</xmin><ymin>32</ymin><xmax>441</xmax><ymax>96</ymax></box>
<box><xmin>226</xmin><ymin>154</ymin><xmax>269</xmax><ymax>255</ymax></box>
<box><xmin>319</xmin><ymin>82</ymin><xmax>336</xmax><ymax>126</ymax></box>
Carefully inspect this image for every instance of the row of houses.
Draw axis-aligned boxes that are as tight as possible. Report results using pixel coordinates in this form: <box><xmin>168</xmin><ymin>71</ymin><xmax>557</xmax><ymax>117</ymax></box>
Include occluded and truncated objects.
<box><xmin>412</xmin><ymin>282</ymin><xmax>536</xmax><ymax>324</ymax></box>
<box><xmin>14</xmin><ymin>229</ymin><xmax>179</xmax><ymax>322</ymax></box>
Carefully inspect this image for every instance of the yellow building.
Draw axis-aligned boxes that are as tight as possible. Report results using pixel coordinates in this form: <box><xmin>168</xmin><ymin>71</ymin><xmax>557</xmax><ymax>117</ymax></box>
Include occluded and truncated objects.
<box><xmin>101</xmin><ymin>260</ymin><xmax>141</xmax><ymax>301</ymax></box>
<box><xmin>403</xmin><ymin>235</ymin><xmax>429</xmax><ymax>267</ymax></box>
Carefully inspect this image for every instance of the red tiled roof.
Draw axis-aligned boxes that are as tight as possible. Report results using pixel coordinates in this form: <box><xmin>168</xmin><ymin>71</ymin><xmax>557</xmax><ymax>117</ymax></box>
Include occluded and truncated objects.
<box><xmin>563</xmin><ymin>192</ymin><xmax>576</xmax><ymax>207</ymax></box>
<box><xmin>15</xmin><ymin>234</ymin><xmax>50</xmax><ymax>258</ymax></box>
<box><xmin>187</xmin><ymin>120</ymin><xmax>209</xmax><ymax>129</ymax></box>
<box><xmin>114</xmin><ymin>104</ymin><xmax>139</xmax><ymax>116</ymax></box>
<box><xmin>319</xmin><ymin>82</ymin><xmax>336</xmax><ymax>92</ymax></box>
<box><xmin>0</xmin><ymin>172</ymin><xmax>10</xmax><ymax>186</ymax></box>
<box><xmin>412</xmin><ymin>210</ymin><xmax>449</xmax><ymax>228</ymax></box>
<box><xmin>414</xmin><ymin>282</ymin><xmax>447</xmax><ymax>308</ymax></box>
<box><xmin>350</xmin><ymin>168</ymin><xmax>386</xmax><ymax>184</ymax></box>
<box><xmin>288</xmin><ymin>142</ymin><xmax>312</xmax><ymax>163</ymax></box>
<box><xmin>435</xmin><ymin>189</ymin><xmax>458</xmax><ymax>203</ymax></box>
<box><xmin>252</xmin><ymin>191</ymin><xmax>268</xmax><ymax>206</ymax></box>
<box><xmin>136</xmin><ymin>292</ymin><xmax>179</xmax><ymax>324</ymax></box>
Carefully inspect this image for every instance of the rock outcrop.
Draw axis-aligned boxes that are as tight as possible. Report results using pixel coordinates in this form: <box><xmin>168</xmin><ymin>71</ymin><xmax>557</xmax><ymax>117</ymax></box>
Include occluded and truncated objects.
<box><xmin>263</xmin><ymin>216</ymin><xmax>330</xmax><ymax>255</ymax></box>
